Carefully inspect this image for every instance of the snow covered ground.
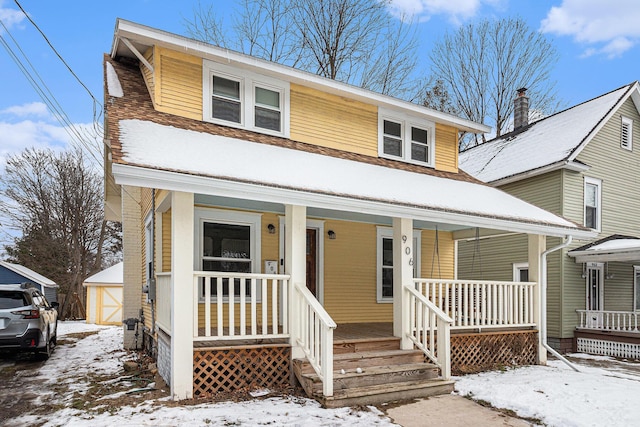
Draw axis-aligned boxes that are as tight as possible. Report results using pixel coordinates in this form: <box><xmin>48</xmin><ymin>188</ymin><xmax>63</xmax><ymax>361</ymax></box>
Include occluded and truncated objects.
<box><xmin>3</xmin><ymin>321</ymin><xmax>640</xmax><ymax>426</ymax></box>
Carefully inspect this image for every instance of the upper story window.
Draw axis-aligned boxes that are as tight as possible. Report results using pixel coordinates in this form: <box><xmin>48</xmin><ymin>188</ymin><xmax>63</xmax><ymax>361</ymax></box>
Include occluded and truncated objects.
<box><xmin>584</xmin><ymin>177</ymin><xmax>602</xmax><ymax>231</ymax></box>
<box><xmin>204</xmin><ymin>60</ymin><xmax>289</xmax><ymax>137</ymax></box>
<box><xmin>379</xmin><ymin>109</ymin><xmax>434</xmax><ymax>167</ymax></box>
<box><xmin>621</xmin><ymin>116</ymin><xmax>633</xmax><ymax>151</ymax></box>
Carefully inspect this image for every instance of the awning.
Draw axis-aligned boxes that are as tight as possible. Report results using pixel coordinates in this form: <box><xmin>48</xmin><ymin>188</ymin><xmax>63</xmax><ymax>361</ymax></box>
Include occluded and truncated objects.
<box><xmin>568</xmin><ymin>235</ymin><xmax>640</xmax><ymax>263</ymax></box>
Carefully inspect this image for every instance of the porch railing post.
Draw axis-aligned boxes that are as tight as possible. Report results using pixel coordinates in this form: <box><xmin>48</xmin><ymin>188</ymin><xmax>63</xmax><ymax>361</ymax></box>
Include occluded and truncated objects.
<box><xmin>393</xmin><ymin>217</ymin><xmax>413</xmax><ymax>350</ymax></box>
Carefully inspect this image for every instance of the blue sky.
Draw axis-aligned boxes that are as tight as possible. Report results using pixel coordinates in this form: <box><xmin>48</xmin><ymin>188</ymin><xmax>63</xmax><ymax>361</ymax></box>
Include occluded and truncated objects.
<box><xmin>0</xmin><ymin>0</ymin><xmax>639</xmax><ymax>168</ymax></box>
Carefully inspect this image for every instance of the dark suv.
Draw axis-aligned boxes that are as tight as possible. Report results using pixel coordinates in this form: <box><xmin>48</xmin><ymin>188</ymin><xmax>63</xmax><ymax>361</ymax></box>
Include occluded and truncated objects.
<box><xmin>0</xmin><ymin>284</ymin><xmax>58</xmax><ymax>359</ymax></box>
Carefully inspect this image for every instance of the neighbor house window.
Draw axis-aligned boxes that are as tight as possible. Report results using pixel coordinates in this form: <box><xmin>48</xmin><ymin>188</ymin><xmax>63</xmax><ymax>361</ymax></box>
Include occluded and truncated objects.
<box><xmin>376</xmin><ymin>227</ymin><xmax>421</xmax><ymax>302</ymax></box>
<box><xmin>379</xmin><ymin>109</ymin><xmax>434</xmax><ymax>166</ymax></box>
<box><xmin>195</xmin><ymin>208</ymin><xmax>261</xmax><ymax>300</ymax></box>
<box><xmin>513</xmin><ymin>262</ymin><xmax>529</xmax><ymax>282</ymax></box>
<box><xmin>621</xmin><ymin>116</ymin><xmax>633</xmax><ymax>151</ymax></box>
<box><xmin>204</xmin><ymin>60</ymin><xmax>289</xmax><ymax>137</ymax></box>
<box><xmin>584</xmin><ymin>177</ymin><xmax>602</xmax><ymax>230</ymax></box>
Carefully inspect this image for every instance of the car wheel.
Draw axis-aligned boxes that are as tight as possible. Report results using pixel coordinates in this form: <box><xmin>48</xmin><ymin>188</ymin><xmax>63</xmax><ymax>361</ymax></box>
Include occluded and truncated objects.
<box><xmin>38</xmin><ymin>331</ymin><xmax>51</xmax><ymax>360</ymax></box>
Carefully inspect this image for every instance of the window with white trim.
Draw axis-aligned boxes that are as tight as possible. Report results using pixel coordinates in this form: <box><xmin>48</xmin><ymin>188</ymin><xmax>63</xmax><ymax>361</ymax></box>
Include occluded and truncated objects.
<box><xmin>513</xmin><ymin>262</ymin><xmax>529</xmax><ymax>282</ymax></box>
<box><xmin>376</xmin><ymin>227</ymin><xmax>421</xmax><ymax>302</ymax></box>
<box><xmin>621</xmin><ymin>116</ymin><xmax>633</xmax><ymax>151</ymax></box>
<box><xmin>634</xmin><ymin>266</ymin><xmax>640</xmax><ymax>311</ymax></box>
<box><xmin>584</xmin><ymin>177</ymin><xmax>602</xmax><ymax>230</ymax></box>
<box><xmin>195</xmin><ymin>208</ymin><xmax>261</xmax><ymax>299</ymax></box>
<box><xmin>203</xmin><ymin>60</ymin><xmax>289</xmax><ymax>137</ymax></box>
<box><xmin>379</xmin><ymin>109</ymin><xmax>435</xmax><ymax>166</ymax></box>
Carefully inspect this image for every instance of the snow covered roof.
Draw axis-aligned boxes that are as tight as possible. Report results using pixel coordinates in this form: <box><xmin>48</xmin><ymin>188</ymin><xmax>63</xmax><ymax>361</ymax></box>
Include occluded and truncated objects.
<box><xmin>113</xmin><ymin>119</ymin><xmax>594</xmax><ymax>239</ymax></box>
<box><xmin>568</xmin><ymin>235</ymin><xmax>640</xmax><ymax>262</ymax></box>
<box><xmin>0</xmin><ymin>261</ymin><xmax>58</xmax><ymax>288</ymax></box>
<box><xmin>83</xmin><ymin>262</ymin><xmax>123</xmax><ymax>286</ymax></box>
<box><xmin>460</xmin><ymin>83</ymin><xmax>639</xmax><ymax>184</ymax></box>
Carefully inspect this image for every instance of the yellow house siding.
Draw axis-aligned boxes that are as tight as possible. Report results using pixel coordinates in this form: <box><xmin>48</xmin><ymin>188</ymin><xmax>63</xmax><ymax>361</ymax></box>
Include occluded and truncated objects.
<box><xmin>155</xmin><ymin>47</ymin><xmax>202</xmax><ymax>120</ymax></box>
<box><xmin>290</xmin><ymin>84</ymin><xmax>378</xmax><ymax>156</ymax></box>
<box><xmin>434</xmin><ymin>124</ymin><xmax>459</xmax><ymax>173</ymax></box>
<box><xmin>323</xmin><ymin>220</ymin><xmax>390</xmax><ymax>323</ymax></box>
<box><xmin>161</xmin><ymin>209</ymin><xmax>172</xmax><ymax>273</ymax></box>
<box><xmin>420</xmin><ymin>229</ymin><xmax>455</xmax><ymax>279</ymax></box>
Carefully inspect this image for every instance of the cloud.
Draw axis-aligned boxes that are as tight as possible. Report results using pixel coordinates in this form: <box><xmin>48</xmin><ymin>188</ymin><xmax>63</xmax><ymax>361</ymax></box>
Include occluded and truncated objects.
<box><xmin>389</xmin><ymin>0</ymin><xmax>503</xmax><ymax>25</ymax></box>
<box><xmin>540</xmin><ymin>0</ymin><xmax>640</xmax><ymax>58</ymax></box>
<box><xmin>1</xmin><ymin>102</ymin><xmax>50</xmax><ymax>118</ymax></box>
<box><xmin>0</xmin><ymin>0</ymin><xmax>25</xmax><ymax>31</ymax></box>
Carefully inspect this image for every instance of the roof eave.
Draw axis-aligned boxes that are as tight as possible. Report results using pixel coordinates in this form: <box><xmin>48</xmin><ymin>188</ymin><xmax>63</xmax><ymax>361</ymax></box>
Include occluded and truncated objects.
<box><xmin>489</xmin><ymin>160</ymin><xmax>590</xmax><ymax>186</ymax></box>
<box><xmin>111</xmin><ymin>19</ymin><xmax>490</xmax><ymax>134</ymax></box>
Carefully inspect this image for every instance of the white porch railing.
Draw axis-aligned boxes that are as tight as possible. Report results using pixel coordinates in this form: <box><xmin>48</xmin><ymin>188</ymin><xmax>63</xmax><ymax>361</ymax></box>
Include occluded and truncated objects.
<box><xmin>405</xmin><ymin>285</ymin><xmax>453</xmax><ymax>379</ymax></box>
<box><xmin>577</xmin><ymin>310</ymin><xmax>639</xmax><ymax>332</ymax></box>
<box><xmin>156</xmin><ymin>272</ymin><xmax>172</xmax><ymax>334</ymax></box>
<box><xmin>293</xmin><ymin>281</ymin><xmax>337</xmax><ymax>397</ymax></box>
<box><xmin>414</xmin><ymin>279</ymin><xmax>537</xmax><ymax>330</ymax></box>
<box><xmin>193</xmin><ymin>272</ymin><xmax>290</xmax><ymax>341</ymax></box>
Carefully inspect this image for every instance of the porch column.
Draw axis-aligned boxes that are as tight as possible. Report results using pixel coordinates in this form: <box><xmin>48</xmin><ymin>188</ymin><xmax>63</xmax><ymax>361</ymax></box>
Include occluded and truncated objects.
<box><xmin>528</xmin><ymin>234</ymin><xmax>547</xmax><ymax>365</ymax></box>
<box><xmin>170</xmin><ymin>191</ymin><xmax>194</xmax><ymax>399</ymax></box>
<box><xmin>393</xmin><ymin>217</ymin><xmax>413</xmax><ymax>350</ymax></box>
<box><xmin>285</xmin><ymin>204</ymin><xmax>306</xmax><ymax>359</ymax></box>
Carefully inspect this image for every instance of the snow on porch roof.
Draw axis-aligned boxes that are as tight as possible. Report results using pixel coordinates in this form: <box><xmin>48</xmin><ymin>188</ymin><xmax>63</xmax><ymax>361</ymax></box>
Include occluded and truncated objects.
<box><xmin>115</xmin><ymin>119</ymin><xmax>594</xmax><ymax>238</ymax></box>
<box><xmin>568</xmin><ymin>235</ymin><xmax>640</xmax><ymax>262</ymax></box>
<box><xmin>83</xmin><ymin>262</ymin><xmax>123</xmax><ymax>285</ymax></box>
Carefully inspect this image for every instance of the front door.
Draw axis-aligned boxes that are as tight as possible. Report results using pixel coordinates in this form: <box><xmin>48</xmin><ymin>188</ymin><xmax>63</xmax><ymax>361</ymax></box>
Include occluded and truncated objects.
<box><xmin>306</xmin><ymin>228</ymin><xmax>317</xmax><ymax>297</ymax></box>
<box><xmin>586</xmin><ymin>263</ymin><xmax>604</xmax><ymax>311</ymax></box>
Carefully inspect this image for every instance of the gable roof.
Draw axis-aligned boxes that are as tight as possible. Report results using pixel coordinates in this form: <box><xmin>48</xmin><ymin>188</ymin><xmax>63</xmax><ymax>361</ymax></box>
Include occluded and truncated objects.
<box><xmin>0</xmin><ymin>261</ymin><xmax>58</xmax><ymax>288</ymax></box>
<box><xmin>460</xmin><ymin>82</ymin><xmax>640</xmax><ymax>184</ymax></box>
<box><xmin>83</xmin><ymin>262</ymin><xmax>123</xmax><ymax>285</ymax></box>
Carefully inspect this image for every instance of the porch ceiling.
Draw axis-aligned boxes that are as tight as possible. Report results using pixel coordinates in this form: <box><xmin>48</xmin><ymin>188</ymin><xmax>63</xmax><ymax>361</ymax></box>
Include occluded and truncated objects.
<box><xmin>113</xmin><ymin>119</ymin><xmax>595</xmax><ymax>239</ymax></box>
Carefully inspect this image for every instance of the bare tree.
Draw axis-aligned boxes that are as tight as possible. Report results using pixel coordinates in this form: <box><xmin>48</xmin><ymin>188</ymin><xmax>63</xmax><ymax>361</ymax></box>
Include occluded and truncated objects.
<box><xmin>0</xmin><ymin>148</ymin><xmax>122</xmax><ymax>318</ymax></box>
<box><xmin>429</xmin><ymin>18</ymin><xmax>560</xmax><ymax>149</ymax></box>
<box><xmin>184</xmin><ymin>0</ymin><xmax>423</xmax><ymax>100</ymax></box>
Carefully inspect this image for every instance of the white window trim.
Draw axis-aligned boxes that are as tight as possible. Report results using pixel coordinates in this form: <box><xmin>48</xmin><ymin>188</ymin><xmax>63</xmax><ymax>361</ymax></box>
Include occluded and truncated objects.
<box><xmin>376</xmin><ymin>226</ymin><xmax>421</xmax><ymax>303</ymax></box>
<box><xmin>585</xmin><ymin>262</ymin><xmax>604</xmax><ymax>311</ymax></box>
<box><xmin>378</xmin><ymin>108</ymin><xmax>435</xmax><ymax>167</ymax></box>
<box><xmin>512</xmin><ymin>262</ymin><xmax>529</xmax><ymax>282</ymax></box>
<box><xmin>621</xmin><ymin>116</ymin><xmax>633</xmax><ymax>151</ymax></box>
<box><xmin>203</xmin><ymin>59</ymin><xmax>290</xmax><ymax>138</ymax></box>
<box><xmin>584</xmin><ymin>176</ymin><xmax>602</xmax><ymax>231</ymax></box>
<box><xmin>144</xmin><ymin>213</ymin><xmax>153</xmax><ymax>302</ymax></box>
<box><xmin>194</xmin><ymin>207</ymin><xmax>262</xmax><ymax>302</ymax></box>
<box><xmin>634</xmin><ymin>265</ymin><xmax>640</xmax><ymax>312</ymax></box>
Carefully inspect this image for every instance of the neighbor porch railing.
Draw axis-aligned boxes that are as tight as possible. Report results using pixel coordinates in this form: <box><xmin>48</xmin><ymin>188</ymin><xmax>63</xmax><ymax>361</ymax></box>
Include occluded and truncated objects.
<box><xmin>577</xmin><ymin>309</ymin><xmax>639</xmax><ymax>332</ymax></box>
<box><xmin>414</xmin><ymin>279</ymin><xmax>537</xmax><ymax>330</ymax></box>
<box><xmin>293</xmin><ymin>281</ymin><xmax>337</xmax><ymax>397</ymax></box>
<box><xmin>156</xmin><ymin>272</ymin><xmax>172</xmax><ymax>334</ymax></box>
<box><xmin>193</xmin><ymin>272</ymin><xmax>290</xmax><ymax>341</ymax></box>
<box><xmin>405</xmin><ymin>285</ymin><xmax>452</xmax><ymax>379</ymax></box>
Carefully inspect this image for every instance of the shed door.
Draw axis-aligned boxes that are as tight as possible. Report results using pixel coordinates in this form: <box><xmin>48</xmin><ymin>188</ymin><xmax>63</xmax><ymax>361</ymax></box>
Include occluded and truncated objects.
<box><xmin>99</xmin><ymin>287</ymin><xmax>123</xmax><ymax>325</ymax></box>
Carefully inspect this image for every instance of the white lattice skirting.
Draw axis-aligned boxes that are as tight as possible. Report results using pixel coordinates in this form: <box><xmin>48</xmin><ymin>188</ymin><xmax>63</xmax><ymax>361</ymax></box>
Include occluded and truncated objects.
<box><xmin>577</xmin><ymin>338</ymin><xmax>640</xmax><ymax>359</ymax></box>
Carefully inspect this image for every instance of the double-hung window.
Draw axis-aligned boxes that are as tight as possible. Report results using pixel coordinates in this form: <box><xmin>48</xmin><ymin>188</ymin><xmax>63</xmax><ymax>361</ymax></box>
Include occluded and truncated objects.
<box><xmin>379</xmin><ymin>110</ymin><xmax>434</xmax><ymax>166</ymax></box>
<box><xmin>621</xmin><ymin>116</ymin><xmax>633</xmax><ymax>151</ymax></box>
<box><xmin>196</xmin><ymin>208</ymin><xmax>261</xmax><ymax>300</ymax></box>
<box><xmin>204</xmin><ymin>60</ymin><xmax>289</xmax><ymax>137</ymax></box>
<box><xmin>376</xmin><ymin>227</ymin><xmax>421</xmax><ymax>303</ymax></box>
<box><xmin>584</xmin><ymin>177</ymin><xmax>602</xmax><ymax>230</ymax></box>
<box><xmin>634</xmin><ymin>266</ymin><xmax>640</xmax><ymax>311</ymax></box>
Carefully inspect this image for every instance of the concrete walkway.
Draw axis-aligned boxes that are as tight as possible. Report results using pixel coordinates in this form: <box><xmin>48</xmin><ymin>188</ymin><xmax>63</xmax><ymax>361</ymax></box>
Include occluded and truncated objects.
<box><xmin>384</xmin><ymin>394</ymin><xmax>533</xmax><ymax>427</ymax></box>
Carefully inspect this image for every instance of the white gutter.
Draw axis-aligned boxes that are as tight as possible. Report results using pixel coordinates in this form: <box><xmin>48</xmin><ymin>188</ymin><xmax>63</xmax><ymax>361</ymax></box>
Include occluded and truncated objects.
<box><xmin>541</xmin><ymin>235</ymin><xmax>580</xmax><ymax>372</ymax></box>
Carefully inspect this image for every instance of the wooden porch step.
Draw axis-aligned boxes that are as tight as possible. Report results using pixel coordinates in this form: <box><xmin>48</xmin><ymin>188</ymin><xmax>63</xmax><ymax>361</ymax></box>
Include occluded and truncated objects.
<box><xmin>319</xmin><ymin>378</ymin><xmax>455</xmax><ymax>408</ymax></box>
<box><xmin>295</xmin><ymin>349</ymin><xmax>426</xmax><ymax>374</ymax></box>
<box><xmin>307</xmin><ymin>363</ymin><xmax>439</xmax><ymax>393</ymax></box>
<box><xmin>333</xmin><ymin>336</ymin><xmax>401</xmax><ymax>354</ymax></box>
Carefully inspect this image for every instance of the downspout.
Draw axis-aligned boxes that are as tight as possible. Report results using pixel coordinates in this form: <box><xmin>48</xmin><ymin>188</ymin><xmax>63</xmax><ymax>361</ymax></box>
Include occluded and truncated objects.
<box><xmin>150</xmin><ymin>188</ymin><xmax>156</xmax><ymax>335</ymax></box>
<box><xmin>541</xmin><ymin>235</ymin><xmax>580</xmax><ymax>372</ymax></box>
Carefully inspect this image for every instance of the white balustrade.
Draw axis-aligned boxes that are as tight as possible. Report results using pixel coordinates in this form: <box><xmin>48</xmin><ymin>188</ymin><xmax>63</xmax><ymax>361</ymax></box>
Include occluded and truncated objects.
<box><xmin>293</xmin><ymin>281</ymin><xmax>337</xmax><ymax>397</ymax></box>
<box><xmin>577</xmin><ymin>310</ymin><xmax>639</xmax><ymax>332</ymax></box>
<box><xmin>156</xmin><ymin>272</ymin><xmax>172</xmax><ymax>334</ymax></box>
<box><xmin>405</xmin><ymin>285</ymin><xmax>452</xmax><ymax>379</ymax></box>
<box><xmin>414</xmin><ymin>279</ymin><xmax>537</xmax><ymax>330</ymax></box>
<box><xmin>192</xmin><ymin>272</ymin><xmax>290</xmax><ymax>341</ymax></box>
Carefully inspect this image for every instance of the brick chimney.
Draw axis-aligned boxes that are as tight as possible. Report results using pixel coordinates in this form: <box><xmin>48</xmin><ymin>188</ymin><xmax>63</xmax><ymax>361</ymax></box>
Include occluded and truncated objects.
<box><xmin>514</xmin><ymin>87</ymin><xmax>529</xmax><ymax>130</ymax></box>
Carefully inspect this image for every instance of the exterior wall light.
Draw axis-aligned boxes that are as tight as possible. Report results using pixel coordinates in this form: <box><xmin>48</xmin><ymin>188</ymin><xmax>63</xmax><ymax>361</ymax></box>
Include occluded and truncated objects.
<box><xmin>267</xmin><ymin>224</ymin><xmax>276</xmax><ymax>234</ymax></box>
<box><xmin>327</xmin><ymin>230</ymin><xmax>336</xmax><ymax>240</ymax></box>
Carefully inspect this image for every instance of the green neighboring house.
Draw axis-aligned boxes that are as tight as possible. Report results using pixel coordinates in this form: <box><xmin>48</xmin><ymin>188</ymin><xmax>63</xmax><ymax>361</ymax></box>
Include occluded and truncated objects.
<box><xmin>459</xmin><ymin>82</ymin><xmax>640</xmax><ymax>356</ymax></box>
